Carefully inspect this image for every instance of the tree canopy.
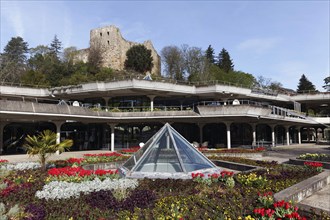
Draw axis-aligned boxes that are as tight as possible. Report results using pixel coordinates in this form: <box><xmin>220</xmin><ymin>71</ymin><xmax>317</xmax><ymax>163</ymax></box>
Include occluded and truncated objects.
<box><xmin>124</xmin><ymin>45</ymin><xmax>153</xmax><ymax>74</ymax></box>
<box><xmin>217</xmin><ymin>48</ymin><xmax>234</xmax><ymax>73</ymax></box>
<box><xmin>297</xmin><ymin>74</ymin><xmax>316</xmax><ymax>92</ymax></box>
<box><xmin>205</xmin><ymin>45</ymin><xmax>215</xmax><ymax>64</ymax></box>
<box><xmin>323</xmin><ymin>76</ymin><xmax>330</xmax><ymax>92</ymax></box>
<box><xmin>0</xmin><ymin>37</ymin><xmax>29</xmax><ymax>83</ymax></box>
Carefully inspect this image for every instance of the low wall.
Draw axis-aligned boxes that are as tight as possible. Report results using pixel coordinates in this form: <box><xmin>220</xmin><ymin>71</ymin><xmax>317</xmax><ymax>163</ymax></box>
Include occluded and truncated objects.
<box><xmin>274</xmin><ymin>170</ymin><xmax>330</xmax><ymax>214</ymax></box>
<box><xmin>212</xmin><ymin>160</ymin><xmax>259</xmax><ymax>172</ymax></box>
<box><xmin>205</xmin><ymin>152</ymin><xmax>264</xmax><ymax>159</ymax></box>
<box><xmin>82</xmin><ymin>161</ymin><xmax>125</xmax><ymax>170</ymax></box>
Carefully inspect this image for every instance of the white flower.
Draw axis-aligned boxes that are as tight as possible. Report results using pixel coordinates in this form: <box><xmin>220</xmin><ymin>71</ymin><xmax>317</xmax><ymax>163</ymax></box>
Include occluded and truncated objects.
<box><xmin>35</xmin><ymin>178</ymin><xmax>139</xmax><ymax>200</ymax></box>
<box><xmin>0</xmin><ymin>162</ymin><xmax>41</xmax><ymax>170</ymax></box>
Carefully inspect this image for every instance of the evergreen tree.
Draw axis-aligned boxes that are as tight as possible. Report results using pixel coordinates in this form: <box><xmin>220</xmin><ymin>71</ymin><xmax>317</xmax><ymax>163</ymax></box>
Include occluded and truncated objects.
<box><xmin>0</xmin><ymin>36</ymin><xmax>29</xmax><ymax>83</ymax></box>
<box><xmin>323</xmin><ymin>76</ymin><xmax>330</xmax><ymax>91</ymax></box>
<box><xmin>217</xmin><ymin>48</ymin><xmax>234</xmax><ymax>73</ymax></box>
<box><xmin>124</xmin><ymin>45</ymin><xmax>153</xmax><ymax>74</ymax></box>
<box><xmin>297</xmin><ymin>74</ymin><xmax>316</xmax><ymax>92</ymax></box>
<box><xmin>205</xmin><ymin>45</ymin><xmax>215</xmax><ymax>64</ymax></box>
<box><xmin>49</xmin><ymin>35</ymin><xmax>62</xmax><ymax>58</ymax></box>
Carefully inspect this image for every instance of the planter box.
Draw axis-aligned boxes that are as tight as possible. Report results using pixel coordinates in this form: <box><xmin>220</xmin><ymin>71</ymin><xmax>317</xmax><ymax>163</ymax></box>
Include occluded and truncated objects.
<box><xmin>274</xmin><ymin>170</ymin><xmax>330</xmax><ymax>215</ymax></box>
<box><xmin>212</xmin><ymin>160</ymin><xmax>259</xmax><ymax>172</ymax></box>
<box><xmin>82</xmin><ymin>161</ymin><xmax>125</xmax><ymax>170</ymax></box>
<box><xmin>204</xmin><ymin>152</ymin><xmax>264</xmax><ymax>159</ymax></box>
<box><xmin>288</xmin><ymin>158</ymin><xmax>330</xmax><ymax>169</ymax></box>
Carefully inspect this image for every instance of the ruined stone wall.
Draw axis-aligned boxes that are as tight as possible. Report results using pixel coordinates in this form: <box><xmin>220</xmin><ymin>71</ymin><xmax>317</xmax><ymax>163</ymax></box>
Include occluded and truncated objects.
<box><xmin>75</xmin><ymin>25</ymin><xmax>160</xmax><ymax>76</ymax></box>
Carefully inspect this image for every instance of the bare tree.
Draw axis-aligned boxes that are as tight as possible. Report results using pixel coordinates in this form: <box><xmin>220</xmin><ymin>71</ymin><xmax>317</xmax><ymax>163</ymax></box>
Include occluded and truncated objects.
<box><xmin>88</xmin><ymin>42</ymin><xmax>104</xmax><ymax>75</ymax></box>
<box><xmin>161</xmin><ymin>45</ymin><xmax>185</xmax><ymax>80</ymax></box>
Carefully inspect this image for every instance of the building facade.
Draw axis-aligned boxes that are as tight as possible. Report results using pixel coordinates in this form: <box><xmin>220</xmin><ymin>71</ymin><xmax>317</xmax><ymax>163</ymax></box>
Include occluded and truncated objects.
<box><xmin>74</xmin><ymin>25</ymin><xmax>161</xmax><ymax>76</ymax></box>
<box><xmin>0</xmin><ymin>78</ymin><xmax>329</xmax><ymax>155</ymax></box>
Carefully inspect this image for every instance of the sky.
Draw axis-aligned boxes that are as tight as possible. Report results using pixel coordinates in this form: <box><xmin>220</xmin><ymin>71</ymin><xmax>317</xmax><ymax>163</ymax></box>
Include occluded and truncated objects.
<box><xmin>1</xmin><ymin>0</ymin><xmax>329</xmax><ymax>91</ymax></box>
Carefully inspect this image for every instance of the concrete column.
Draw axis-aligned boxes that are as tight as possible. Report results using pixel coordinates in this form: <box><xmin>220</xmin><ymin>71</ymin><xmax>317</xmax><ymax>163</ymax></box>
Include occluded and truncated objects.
<box><xmin>285</xmin><ymin>126</ymin><xmax>290</xmax><ymax>146</ymax></box>
<box><xmin>298</xmin><ymin>127</ymin><xmax>302</xmax><ymax>144</ymax></box>
<box><xmin>198</xmin><ymin>123</ymin><xmax>205</xmax><ymax>145</ymax></box>
<box><xmin>108</xmin><ymin>124</ymin><xmax>116</xmax><ymax>152</ymax></box>
<box><xmin>225</xmin><ymin>122</ymin><xmax>232</xmax><ymax>149</ymax></box>
<box><xmin>0</xmin><ymin>122</ymin><xmax>6</xmax><ymax>155</ymax></box>
<box><xmin>103</xmin><ymin>97</ymin><xmax>111</xmax><ymax>111</ymax></box>
<box><xmin>148</xmin><ymin>95</ymin><xmax>156</xmax><ymax>112</ymax></box>
<box><xmin>251</xmin><ymin>123</ymin><xmax>257</xmax><ymax>147</ymax></box>
<box><xmin>54</xmin><ymin>121</ymin><xmax>64</xmax><ymax>145</ymax></box>
<box><xmin>271</xmin><ymin>125</ymin><xmax>276</xmax><ymax>147</ymax></box>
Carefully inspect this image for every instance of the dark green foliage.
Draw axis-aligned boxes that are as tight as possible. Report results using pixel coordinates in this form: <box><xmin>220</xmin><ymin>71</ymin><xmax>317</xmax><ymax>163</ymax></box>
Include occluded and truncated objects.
<box><xmin>323</xmin><ymin>76</ymin><xmax>330</xmax><ymax>91</ymax></box>
<box><xmin>20</xmin><ymin>70</ymin><xmax>50</xmax><ymax>87</ymax></box>
<box><xmin>49</xmin><ymin>35</ymin><xmax>62</xmax><ymax>58</ymax></box>
<box><xmin>217</xmin><ymin>48</ymin><xmax>234</xmax><ymax>73</ymax></box>
<box><xmin>297</xmin><ymin>74</ymin><xmax>316</xmax><ymax>92</ymax></box>
<box><xmin>0</xmin><ymin>37</ymin><xmax>29</xmax><ymax>83</ymax></box>
<box><xmin>2</xmin><ymin>37</ymin><xmax>29</xmax><ymax>64</ymax></box>
<box><xmin>124</xmin><ymin>45</ymin><xmax>153</xmax><ymax>73</ymax></box>
<box><xmin>205</xmin><ymin>45</ymin><xmax>215</xmax><ymax>64</ymax></box>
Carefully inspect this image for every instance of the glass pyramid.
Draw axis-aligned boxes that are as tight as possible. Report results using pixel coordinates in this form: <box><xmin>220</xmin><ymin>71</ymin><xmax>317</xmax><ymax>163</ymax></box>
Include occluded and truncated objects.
<box><xmin>120</xmin><ymin>123</ymin><xmax>218</xmax><ymax>179</ymax></box>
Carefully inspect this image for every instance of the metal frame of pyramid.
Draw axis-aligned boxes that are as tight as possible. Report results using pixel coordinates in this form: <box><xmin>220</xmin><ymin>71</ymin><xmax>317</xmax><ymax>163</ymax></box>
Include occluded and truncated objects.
<box><xmin>119</xmin><ymin>123</ymin><xmax>220</xmax><ymax>179</ymax></box>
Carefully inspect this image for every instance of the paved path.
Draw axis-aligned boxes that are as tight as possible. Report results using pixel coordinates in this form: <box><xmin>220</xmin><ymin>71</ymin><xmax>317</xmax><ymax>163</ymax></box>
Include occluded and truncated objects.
<box><xmin>299</xmin><ymin>184</ymin><xmax>330</xmax><ymax>213</ymax></box>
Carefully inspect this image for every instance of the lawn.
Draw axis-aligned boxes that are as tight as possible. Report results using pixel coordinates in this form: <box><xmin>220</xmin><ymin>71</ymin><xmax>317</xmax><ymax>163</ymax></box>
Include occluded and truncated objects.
<box><xmin>0</xmin><ymin>154</ymin><xmax>329</xmax><ymax>220</ymax></box>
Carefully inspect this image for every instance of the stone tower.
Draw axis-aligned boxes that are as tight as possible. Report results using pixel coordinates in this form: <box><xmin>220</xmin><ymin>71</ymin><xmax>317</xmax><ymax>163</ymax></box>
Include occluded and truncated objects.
<box><xmin>75</xmin><ymin>25</ymin><xmax>161</xmax><ymax>76</ymax></box>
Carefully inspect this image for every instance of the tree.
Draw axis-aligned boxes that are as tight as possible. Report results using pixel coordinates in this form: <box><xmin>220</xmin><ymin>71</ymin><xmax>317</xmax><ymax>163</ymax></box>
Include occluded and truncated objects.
<box><xmin>20</xmin><ymin>70</ymin><xmax>50</xmax><ymax>87</ymax></box>
<box><xmin>323</xmin><ymin>76</ymin><xmax>330</xmax><ymax>91</ymax></box>
<box><xmin>161</xmin><ymin>45</ymin><xmax>185</xmax><ymax>80</ymax></box>
<box><xmin>23</xmin><ymin>130</ymin><xmax>73</xmax><ymax>171</ymax></box>
<box><xmin>124</xmin><ymin>45</ymin><xmax>153</xmax><ymax>74</ymax></box>
<box><xmin>181</xmin><ymin>45</ymin><xmax>208</xmax><ymax>82</ymax></box>
<box><xmin>88</xmin><ymin>43</ymin><xmax>104</xmax><ymax>75</ymax></box>
<box><xmin>0</xmin><ymin>37</ymin><xmax>29</xmax><ymax>83</ymax></box>
<box><xmin>49</xmin><ymin>35</ymin><xmax>62</xmax><ymax>58</ymax></box>
<box><xmin>217</xmin><ymin>48</ymin><xmax>234</xmax><ymax>73</ymax></box>
<box><xmin>205</xmin><ymin>45</ymin><xmax>215</xmax><ymax>64</ymax></box>
<box><xmin>297</xmin><ymin>74</ymin><xmax>316</xmax><ymax>92</ymax></box>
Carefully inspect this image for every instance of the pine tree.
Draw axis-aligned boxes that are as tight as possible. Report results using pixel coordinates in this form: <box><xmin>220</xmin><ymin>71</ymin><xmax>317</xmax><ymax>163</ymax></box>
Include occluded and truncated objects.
<box><xmin>217</xmin><ymin>48</ymin><xmax>234</xmax><ymax>73</ymax></box>
<box><xmin>0</xmin><ymin>37</ymin><xmax>29</xmax><ymax>83</ymax></box>
<box><xmin>297</xmin><ymin>74</ymin><xmax>316</xmax><ymax>92</ymax></box>
<box><xmin>50</xmin><ymin>35</ymin><xmax>62</xmax><ymax>58</ymax></box>
<box><xmin>205</xmin><ymin>45</ymin><xmax>215</xmax><ymax>64</ymax></box>
<box><xmin>323</xmin><ymin>76</ymin><xmax>330</xmax><ymax>91</ymax></box>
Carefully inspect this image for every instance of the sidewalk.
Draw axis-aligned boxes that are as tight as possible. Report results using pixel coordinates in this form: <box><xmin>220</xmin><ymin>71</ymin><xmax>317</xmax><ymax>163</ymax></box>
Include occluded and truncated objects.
<box><xmin>0</xmin><ymin>150</ymin><xmax>112</xmax><ymax>163</ymax></box>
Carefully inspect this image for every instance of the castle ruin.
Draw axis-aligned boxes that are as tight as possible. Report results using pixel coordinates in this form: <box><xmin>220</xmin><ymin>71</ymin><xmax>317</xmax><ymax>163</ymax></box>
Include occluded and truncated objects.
<box><xmin>75</xmin><ymin>25</ymin><xmax>161</xmax><ymax>75</ymax></box>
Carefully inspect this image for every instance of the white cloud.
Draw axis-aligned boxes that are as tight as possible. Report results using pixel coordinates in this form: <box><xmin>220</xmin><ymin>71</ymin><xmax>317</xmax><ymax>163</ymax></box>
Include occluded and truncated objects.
<box><xmin>1</xmin><ymin>2</ymin><xmax>24</xmax><ymax>37</ymax></box>
<box><xmin>237</xmin><ymin>37</ymin><xmax>280</xmax><ymax>54</ymax></box>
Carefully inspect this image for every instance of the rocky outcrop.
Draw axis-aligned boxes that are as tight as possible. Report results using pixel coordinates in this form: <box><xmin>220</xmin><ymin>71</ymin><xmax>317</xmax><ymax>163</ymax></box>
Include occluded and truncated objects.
<box><xmin>75</xmin><ymin>25</ymin><xmax>160</xmax><ymax>76</ymax></box>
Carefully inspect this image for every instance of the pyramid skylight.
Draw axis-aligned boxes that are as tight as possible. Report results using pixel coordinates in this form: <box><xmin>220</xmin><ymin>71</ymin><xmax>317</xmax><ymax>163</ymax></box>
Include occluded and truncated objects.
<box><xmin>119</xmin><ymin>123</ymin><xmax>219</xmax><ymax>179</ymax></box>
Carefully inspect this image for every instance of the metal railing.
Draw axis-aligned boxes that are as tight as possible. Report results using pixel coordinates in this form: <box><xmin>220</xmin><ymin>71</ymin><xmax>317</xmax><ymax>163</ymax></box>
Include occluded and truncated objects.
<box><xmin>0</xmin><ymin>97</ymin><xmax>319</xmax><ymax>121</ymax></box>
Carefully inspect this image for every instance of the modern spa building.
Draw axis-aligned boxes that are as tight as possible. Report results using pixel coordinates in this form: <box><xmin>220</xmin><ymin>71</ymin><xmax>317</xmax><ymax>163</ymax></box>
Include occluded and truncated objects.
<box><xmin>0</xmin><ymin>77</ymin><xmax>329</xmax><ymax>155</ymax></box>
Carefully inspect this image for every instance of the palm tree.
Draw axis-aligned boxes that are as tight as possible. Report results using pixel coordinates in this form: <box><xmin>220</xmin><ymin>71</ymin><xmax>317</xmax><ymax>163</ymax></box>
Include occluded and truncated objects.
<box><xmin>24</xmin><ymin>130</ymin><xmax>73</xmax><ymax>171</ymax></box>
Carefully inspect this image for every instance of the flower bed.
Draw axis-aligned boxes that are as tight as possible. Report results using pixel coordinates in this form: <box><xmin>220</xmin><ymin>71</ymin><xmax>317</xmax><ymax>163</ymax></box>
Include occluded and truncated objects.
<box><xmin>0</xmin><ymin>158</ymin><xmax>328</xmax><ymax>219</ymax></box>
<box><xmin>297</xmin><ymin>153</ymin><xmax>330</xmax><ymax>162</ymax></box>
<box><xmin>46</xmin><ymin>167</ymin><xmax>119</xmax><ymax>182</ymax></box>
<box><xmin>117</xmin><ymin>147</ymin><xmax>140</xmax><ymax>155</ymax></box>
